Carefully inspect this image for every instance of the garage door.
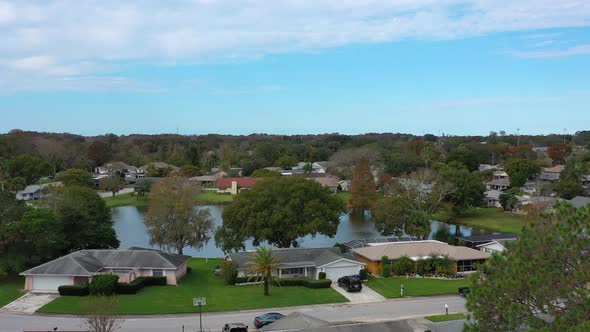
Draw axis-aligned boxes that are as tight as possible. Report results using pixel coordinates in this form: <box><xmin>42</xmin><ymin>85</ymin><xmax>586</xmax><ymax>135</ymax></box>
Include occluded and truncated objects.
<box><xmin>324</xmin><ymin>266</ymin><xmax>360</xmax><ymax>281</ymax></box>
<box><xmin>32</xmin><ymin>276</ymin><xmax>72</xmax><ymax>292</ymax></box>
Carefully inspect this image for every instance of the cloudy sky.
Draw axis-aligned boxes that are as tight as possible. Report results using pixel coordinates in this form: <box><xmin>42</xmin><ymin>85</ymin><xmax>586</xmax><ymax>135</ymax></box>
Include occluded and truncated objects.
<box><xmin>1</xmin><ymin>0</ymin><xmax>589</xmax><ymax>136</ymax></box>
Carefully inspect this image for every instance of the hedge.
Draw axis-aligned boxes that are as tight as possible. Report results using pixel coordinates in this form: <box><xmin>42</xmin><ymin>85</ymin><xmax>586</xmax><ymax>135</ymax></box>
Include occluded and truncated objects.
<box><xmin>58</xmin><ymin>284</ymin><xmax>89</xmax><ymax>296</ymax></box>
<box><xmin>302</xmin><ymin>279</ymin><xmax>332</xmax><ymax>289</ymax></box>
<box><xmin>116</xmin><ymin>276</ymin><xmax>167</xmax><ymax>294</ymax></box>
<box><xmin>89</xmin><ymin>274</ymin><xmax>119</xmax><ymax>295</ymax></box>
<box><xmin>271</xmin><ymin>277</ymin><xmax>332</xmax><ymax>289</ymax></box>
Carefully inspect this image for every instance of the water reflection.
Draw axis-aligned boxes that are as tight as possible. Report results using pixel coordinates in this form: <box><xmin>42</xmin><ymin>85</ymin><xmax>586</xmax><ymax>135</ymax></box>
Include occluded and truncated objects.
<box><xmin>113</xmin><ymin>206</ymin><xmax>497</xmax><ymax>258</ymax></box>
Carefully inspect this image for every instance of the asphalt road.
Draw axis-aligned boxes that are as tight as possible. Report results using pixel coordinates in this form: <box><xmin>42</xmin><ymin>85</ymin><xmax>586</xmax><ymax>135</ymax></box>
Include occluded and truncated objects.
<box><xmin>1</xmin><ymin>295</ymin><xmax>466</xmax><ymax>332</ymax></box>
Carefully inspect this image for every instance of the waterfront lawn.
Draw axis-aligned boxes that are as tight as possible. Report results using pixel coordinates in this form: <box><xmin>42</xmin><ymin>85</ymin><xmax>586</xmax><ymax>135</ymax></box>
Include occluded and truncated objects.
<box><xmin>453</xmin><ymin>208</ymin><xmax>526</xmax><ymax>234</ymax></box>
<box><xmin>0</xmin><ymin>276</ymin><xmax>25</xmax><ymax>307</ymax></box>
<box><xmin>365</xmin><ymin>276</ymin><xmax>470</xmax><ymax>299</ymax></box>
<box><xmin>425</xmin><ymin>313</ymin><xmax>468</xmax><ymax>322</ymax></box>
<box><xmin>195</xmin><ymin>191</ymin><xmax>234</xmax><ymax>205</ymax></box>
<box><xmin>38</xmin><ymin>258</ymin><xmax>347</xmax><ymax>315</ymax></box>
<box><xmin>104</xmin><ymin>193</ymin><xmax>148</xmax><ymax>208</ymax></box>
<box><xmin>335</xmin><ymin>191</ymin><xmax>350</xmax><ymax>205</ymax></box>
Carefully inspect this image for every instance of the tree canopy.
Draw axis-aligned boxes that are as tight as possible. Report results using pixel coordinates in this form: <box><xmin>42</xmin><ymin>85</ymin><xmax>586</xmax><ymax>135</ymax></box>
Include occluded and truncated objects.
<box><xmin>55</xmin><ymin>168</ymin><xmax>94</xmax><ymax>188</ymax></box>
<box><xmin>215</xmin><ymin>176</ymin><xmax>346</xmax><ymax>251</ymax></box>
<box><xmin>348</xmin><ymin>158</ymin><xmax>377</xmax><ymax>213</ymax></box>
<box><xmin>466</xmin><ymin>202</ymin><xmax>590</xmax><ymax>331</ymax></box>
<box><xmin>145</xmin><ymin>176</ymin><xmax>214</xmax><ymax>254</ymax></box>
<box><xmin>506</xmin><ymin>159</ymin><xmax>542</xmax><ymax>187</ymax></box>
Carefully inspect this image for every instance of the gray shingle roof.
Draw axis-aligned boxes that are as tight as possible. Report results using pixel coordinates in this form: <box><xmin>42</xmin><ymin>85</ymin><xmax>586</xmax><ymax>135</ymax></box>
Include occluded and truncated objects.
<box><xmin>569</xmin><ymin>196</ymin><xmax>590</xmax><ymax>208</ymax></box>
<box><xmin>21</xmin><ymin>249</ymin><xmax>191</xmax><ymax>276</ymax></box>
<box><xmin>228</xmin><ymin>247</ymin><xmax>362</xmax><ymax>270</ymax></box>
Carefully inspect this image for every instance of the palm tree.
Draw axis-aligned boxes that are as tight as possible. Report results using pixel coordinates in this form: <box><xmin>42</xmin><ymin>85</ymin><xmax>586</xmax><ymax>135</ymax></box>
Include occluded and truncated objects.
<box><xmin>246</xmin><ymin>247</ymin><xmax>280</xmax><ymax>296</ymax></box>
<box><xmin>435</xmin><ymin>254</ymin><xmax>454</xmax><ymax>277</ymax></box>
<box><xmin>427</xmin><ymin>252</ymin><xmax>442</xmax><ymax>275</ymax></box>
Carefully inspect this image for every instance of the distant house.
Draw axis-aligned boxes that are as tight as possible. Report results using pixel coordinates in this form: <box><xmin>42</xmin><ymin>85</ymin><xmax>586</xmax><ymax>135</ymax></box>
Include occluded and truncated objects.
<box><xmin>351</xmin><ymin>240</ymin><xmax>490</xmax><ymax>275</ymax></box>
<box><xmin>227</xmin><ymin>247</ymin><xmax>364</xmax><ymax>281</ymax></box>
<box><xmin>484</xmin><ymin>190</ymin><xmax>502</xmax><ymax>208</ymax></box>
<box><xmin>454</xmin><ymin>234</ymin><xmax>518</xmax><ymax>249</ymax></box>
<box><xmin>477</xmin><ymin>239</ymin><xmax>517</xmax><ymax>254</ymax></box>
<box><xmin>338</xmin><ymin>179</ymin><xmax>352</xmax><ymax>192</ymax></box>
<box><xmin>20</xmin><ymin>248</ymin><xmax>190</xmax><ymax>293</ymax></box>
<box><xmin>190</xmin><ymin>169</ymin><xmax>227</xmax><ymax>187</ymax></box>
<box><xmin>216</xmin><ymin>177</ymin><xmax>262</xmax><ymax>195</ymax></box>
<box><xmin>133</xmin><ymin>177</ymin><xmax>162</xmax><ymax>192</ymax></box>
<box><xmin>569</xmin><ymin>196</ymin><xmax>590</xmax><ymax>208</ymax></box>
<box><xmin>16</xmin><ymin>182</ymin><xmax>63</xmax><ymax>201</ymax></box>
<box><xmin>539</xmin><ymin>165</ymin><xmax>565</xmax><ymax>182</ymax></box>
<box><xmin>138</xmin><ymin>162</ymin><xmax>180</xmax><ymax>174</ymax></box>
<box><xmin>486</xmin><ymin>178</ymin><xmax>510</xmax><ymax>191</ymax></box>
<box><xmin>290</xmin><ymin>161</ymin><xmax>331</xmax><ymax>174</ymax></box>
<box><xmin>311</xmin><ymin>175</ymin><xmax>339</xmax><ymax>193</ymax></box>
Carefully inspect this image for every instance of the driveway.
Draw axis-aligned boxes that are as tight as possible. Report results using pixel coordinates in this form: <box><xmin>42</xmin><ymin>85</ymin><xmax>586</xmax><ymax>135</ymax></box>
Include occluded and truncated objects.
<box><xmin>0</xmin><ymin>293</ymin><xmax>59</xmax><ymax>314</ymax></box>
<box><xmin>331</xmin><ymin>283</ymin><xmax>386</xmax><ymax>303</ymax></box>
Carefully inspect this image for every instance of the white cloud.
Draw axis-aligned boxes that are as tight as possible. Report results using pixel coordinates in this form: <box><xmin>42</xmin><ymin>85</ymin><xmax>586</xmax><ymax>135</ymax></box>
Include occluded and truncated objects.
<box><xmin>0</xmin><ymin>0</ymin><xmax>589</xmax><ymax>91</ymax></box>
<box><xmin>511</xmin><ymin>44</ymin><xmax>590</xmax><ymax>58</ymax></box>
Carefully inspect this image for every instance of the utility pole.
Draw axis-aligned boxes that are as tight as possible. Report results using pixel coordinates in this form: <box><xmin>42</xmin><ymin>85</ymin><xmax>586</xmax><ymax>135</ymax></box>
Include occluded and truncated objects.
<box><xmin>517</xmin><ymin>128</ymin><xmax>520</xmax><ymax>147</ymax></box>
<box><xmin>563</xmin><ymin>128</ymin><xmax>567</xmax><ymax>144</ymax></box>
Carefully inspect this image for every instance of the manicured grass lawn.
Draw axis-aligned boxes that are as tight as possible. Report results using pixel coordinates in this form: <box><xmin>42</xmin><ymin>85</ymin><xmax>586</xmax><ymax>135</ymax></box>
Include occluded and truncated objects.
<box><xmin>0</xmin><ymin>276</ymin><xmax>25</xmax><ymax>307</ymax></box>
<box><xmin>453</xmin><ymin>208</ymin><xmax>526</xmax><ymax>234</ymax></box>
<box><xmin>425</xmin><ymin>313</ymin><xmax>468</xmax><ymax>322</ymax></box>
<box><xmin>195</xmin><ymin>191</ymin><xmax>234</xmax><ymax>205</ymax></box>
<box><xmin>38</xmin><ymin>258</ymin><xmax>347</xmax><ymax>315</ymax></box>
<box><xmin>104</xmin><ymin>193</ymin><xmax>149</xmax><ymax>208</ymax></box>
<box><xmin>365</xmin><ymin>276</ymin><xmax>470</xmax><ymax>299</ymax></box>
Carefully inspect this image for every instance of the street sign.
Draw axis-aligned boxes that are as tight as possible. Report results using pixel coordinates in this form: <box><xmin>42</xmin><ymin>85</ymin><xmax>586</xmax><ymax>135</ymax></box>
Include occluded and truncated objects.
<box><xmin>193</xmin><ymin>297</ymin><xmax>206</xmax><ymax>306</ymax></box>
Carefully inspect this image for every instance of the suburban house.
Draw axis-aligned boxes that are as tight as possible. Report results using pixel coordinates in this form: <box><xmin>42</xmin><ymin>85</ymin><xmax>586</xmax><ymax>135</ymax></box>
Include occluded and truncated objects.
<box><xmin>190</xmin><ymin>169</ymin><xmax>228</xmax><ymax>187</ymax></box>
<box><xmin>477</xmin><ymin>239</ymin><xmax>516</xmax><ymax>254</ymax></box>
<box><xmin>351</xmin><ymin>240</ymin><xmax>490</xmax><ymax>275</ymax></box>
<box><xmin>16</xmin><ymin>182</ymin><xmax>63</xmax><ymax>201</ymax></box>
<box><xmin>569</xmin><ymin>196</ymin><xmax>590</xmax><ymax>208</ymax></box>
<box><xmin>20</xmin><ymin>248</ymin><xmax>191</xmax><ymax>293</ymax></box>
<box><xmin>338</xmin><ymin>179</ymin><xmax>352</xmax><ymax>192</ymax></box>
<box><xmin>227</xmin><ymin>247</ymin><xmax>365</xmax><ymax>281</ymax></box>
<box><xmin>486</xmin><ymin>178</ymin><xmax>510</xmax><ymax>191</ymax></box>
<box><xmin>484</xmin><ymin>190</ymin><xmax>502</xmax><ymax>208</ymax></box>
<box><xmin>539</xmin><ymin>165</ymin><xmax>565</xmax><ymax>182</ymax></box>
<box><xmin>308</xmin><ymin>175</ymin><xmax>340</xmax><ymax>193</ymax></box>
<box><xmin>455</xmin><ymin>234</ymin><xmax>518</xmax><ymax>248</ymax></box>
<box><xmin>138</xmin><ymin>162</ymin><xmax>180</xmax><ymax>174</ymax></box>
<box><xmin>216</xmin><ymin>177</ymin><xmax>262</xmax><ymax>195</ymax></box>
<box><xmin>132</xmin><ymin>177</ymin><xmax>162</xmax><ymax>192</ymax></box>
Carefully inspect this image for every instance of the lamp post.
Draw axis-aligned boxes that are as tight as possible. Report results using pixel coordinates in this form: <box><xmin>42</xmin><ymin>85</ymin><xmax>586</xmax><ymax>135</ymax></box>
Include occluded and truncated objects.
<box><xmin>445</xmin><ymin>303</ymin><xmax>449</xmax><ymax>315</ymax></box>
<box><xmin>400</xmin><ymin>284</ymin><xmax>404</xmax><ymax>297</ymax></box>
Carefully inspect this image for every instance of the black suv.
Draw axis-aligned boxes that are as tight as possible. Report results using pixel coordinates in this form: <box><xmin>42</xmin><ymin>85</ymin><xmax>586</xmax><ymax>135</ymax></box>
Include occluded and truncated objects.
<box><xmin>337</xmin><ymin>275</ymin><xmax>362</xmax><ymax>292</ymax></box>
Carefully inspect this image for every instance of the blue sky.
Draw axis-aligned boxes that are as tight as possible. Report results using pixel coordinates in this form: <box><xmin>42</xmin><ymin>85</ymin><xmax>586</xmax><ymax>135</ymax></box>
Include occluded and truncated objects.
<box><xmin>1</xmin><ymin>1</ymin><xmax>590</xmax><ymax>136</ymax></box>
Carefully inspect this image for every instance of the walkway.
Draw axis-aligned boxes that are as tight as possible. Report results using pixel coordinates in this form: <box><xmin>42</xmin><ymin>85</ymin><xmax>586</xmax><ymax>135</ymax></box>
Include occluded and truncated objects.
<box><xmin>0</xmin><ymin>293</ymin><xmax>59</xmax><ymax>315</ymax></box>
<box><xmin>331</xmin><ymin>283</ymin><xmax>386</xmax><ymax>304</ymax></box>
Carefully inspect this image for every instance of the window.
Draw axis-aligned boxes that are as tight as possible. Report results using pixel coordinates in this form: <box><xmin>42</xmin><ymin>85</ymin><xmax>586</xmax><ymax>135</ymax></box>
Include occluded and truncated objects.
<box><xmin>153</xmin><ymin>269</ymin><xmax>164</xmax><ymax>277</ymax></box>
<box><xmin>281</xmin><ymin>268</ymin><xmax>304</xmax><ymax>275</ymax></box>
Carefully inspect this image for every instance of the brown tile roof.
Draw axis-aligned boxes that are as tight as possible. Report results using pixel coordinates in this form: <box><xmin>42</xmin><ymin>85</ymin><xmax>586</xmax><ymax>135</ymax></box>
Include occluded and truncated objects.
<box><xmin>352</xmin><ymin>240</ymin><xmax>490</xmax><ymax>261</ymax></box>
<box><xmin>216</xmin><ymin>177</ymin><xmax>262</xmax><ymax>190</ymax></box>
<box><xmin>543</xmin><ymin>165</ymin><xmax>565</xmax><ymax>173</ymax></box>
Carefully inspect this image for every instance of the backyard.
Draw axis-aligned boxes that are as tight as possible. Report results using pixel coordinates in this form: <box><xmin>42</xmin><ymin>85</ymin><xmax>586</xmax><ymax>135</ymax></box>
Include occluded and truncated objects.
<box><xmin>104</xmin><ymin>191</ymin><xmax>235</xmax><ymax>208</ymax></box>
<box><xmin>365</xmin><ymin>276</ymin><xmax>470</xmax><ymax>299</ymax></box>
<box><xmin>38</xmin><ymin>258</ymin><xmax>347</xmax><ymax>314</ymax></box>
<box><xmin>0</xmin><ymin>276</ymin><xmax>24</xmax><ymax>307</ymax></box>
<box><xmin>452</xmin><ymin>207</ymin><xmax>526</xmax><ymax>234</ymax></box>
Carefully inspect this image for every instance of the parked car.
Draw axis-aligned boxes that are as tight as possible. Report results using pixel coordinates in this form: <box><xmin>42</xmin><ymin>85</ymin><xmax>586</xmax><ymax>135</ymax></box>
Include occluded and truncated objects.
<box><xmin>222</xmin><ymin>323</ymin><xmax>248</xmax><ymax>332</ymax></box>
<box><xmin>337</xmin><ymin>275</ymin><xmax>363</xmax><ymax>292</ymax></box>
<box><xmin>254</xmin><ymin>312</ymin><xmax>285</xmax><ymax>328</ymax></box>
<box><xmin>458</xmin><ymin>287</ymin><xmax>470</xmax><ymax>297</ymax></box>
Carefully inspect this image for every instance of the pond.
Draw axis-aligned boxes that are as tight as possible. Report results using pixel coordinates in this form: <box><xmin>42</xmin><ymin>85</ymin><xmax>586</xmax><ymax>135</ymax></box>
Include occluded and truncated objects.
<box><xmin>113</xmin><ymin>205</ymin><xmax>497</xmax><ymax>258</ymax></box>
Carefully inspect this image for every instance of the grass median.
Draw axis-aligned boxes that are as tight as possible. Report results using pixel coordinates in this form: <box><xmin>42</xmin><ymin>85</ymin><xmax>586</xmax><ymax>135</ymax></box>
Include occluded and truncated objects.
<box><xmin>425</xmin><ymin>313</ymin><xmax>468</xmax><ymax>322</ymax></box>
<box><xmin>38</xmin><ymin>258</ymin><xmax>347</xmax><ymax>315</ymax></box>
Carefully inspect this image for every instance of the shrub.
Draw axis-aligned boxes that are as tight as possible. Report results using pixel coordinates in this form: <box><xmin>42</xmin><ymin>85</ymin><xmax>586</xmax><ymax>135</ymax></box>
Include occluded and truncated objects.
<box><xmin>318</xmin><ymin>272</ymin><xmax>327</xmax><ymax>280</ymax></box>
<box><xmin>235</xmin><ymin>276</ymin><xmax>252</xmax><ymax>284</ymax></box>
<box><xmin>89</xmin><ymin>274</ymin><xmax>119</xmax><ymax>295</ymax></box>
<box><xmin>381</xmin><ymin>255</ymin><xmax>389</xmax><ymax>265</ymax></box>
<box><xmin>393</xmin><ymin>256</ymin><xmax>414</xmax><ymax>276</ymax></box>
<box><xmin>302</xmin><ymin>279</ymin><xmax>331</xmax><ymax>289</ymax></box>
<box><xmin>143</xmin><ymin>276</ymin><xmax>167</xmax><ymax>286</ymax></box>
<box><xmin>58</xmin><ymin>284</ymin><xmax>89</xmax><ymax>296</ymax></box>
<box><xmin>116</xmin><ymin>278</ymin><xmax>145</xmax><ymax>294</ymax></box>
<box><xmin>359</xmin><ymin>268</ymin><xmax>369</xmax><ymax>280</ymax></box>
<box><xmin>221</xmin><ymin>260</ymin><xmax>238</xmax><ymax>285</ymax></box>
<box><xmin>382</xmin><ymin>264</ymin><xmax>392</xmax><ymax>278</ymax></box>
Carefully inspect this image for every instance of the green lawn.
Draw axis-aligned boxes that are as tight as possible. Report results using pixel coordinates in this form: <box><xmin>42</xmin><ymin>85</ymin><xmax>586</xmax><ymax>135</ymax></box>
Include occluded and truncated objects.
<box><xmin>104</xmin><ymin>193</ymin><xmax>149</xmax><ymax>208</ymax></box>
<box><xmin>38</xmin><ymin>258</ymin><xmax>347</xmax><ymax>315</ymax></box>
<box><xmin>0</xmin><ymin>276</ymin><xmax>25</xmax><ymax>307</ymax></box>
<box><xmin>452</xmin><ymin>208</ymin><xmax>526</xmax><ymax>234</ymax></box>
<box><xmin>195</xmin><ymin>191</ymin><xmax>234</xmax><ymax>205</ymax></box>
<box><xmin>335</xmin><ymin>191</ymin><xmax>351</xmax><ymax>205</ymax></box>
<box><xmin>365</xmin><ymin>276</ymin><xmax>470</xmax><ymax>299</ymax></box>
<box><xmin>425</xmin><ymin>313</ymin><xmax>468</xmax><ymax>322</ymax></box>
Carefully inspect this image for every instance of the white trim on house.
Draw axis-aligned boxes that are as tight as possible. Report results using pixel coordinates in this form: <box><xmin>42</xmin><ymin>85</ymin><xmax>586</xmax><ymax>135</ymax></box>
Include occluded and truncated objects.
<box><xmin>316</xmin><ymin>258</ymin><xmax>365</xmax><ymax>269</ymax></box>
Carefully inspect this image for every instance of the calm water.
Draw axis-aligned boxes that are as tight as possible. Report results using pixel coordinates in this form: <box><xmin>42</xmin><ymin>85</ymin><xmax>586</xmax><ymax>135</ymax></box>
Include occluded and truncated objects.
<box><xmin>113</xmin><ymin>205</ymin><xmax>496</xmax><ymax>258</ymax></box>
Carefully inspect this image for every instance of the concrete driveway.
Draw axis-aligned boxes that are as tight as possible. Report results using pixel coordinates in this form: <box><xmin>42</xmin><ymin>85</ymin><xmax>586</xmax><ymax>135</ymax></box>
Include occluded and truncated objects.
<box><xmin>331</xmin><ymin>283</ymin><xmax>386</xmax><ymax>304</ymax></box>
<box><xmin>0</xmin><ymin>293</ymin><xmax>59</xmax><ymax>314</ymax></box>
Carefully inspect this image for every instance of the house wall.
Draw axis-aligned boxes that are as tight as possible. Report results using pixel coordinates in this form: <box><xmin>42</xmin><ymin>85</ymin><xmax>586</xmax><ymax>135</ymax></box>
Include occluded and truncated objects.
<box><xmin>24</xmin><ymin>276</ymin><xmax>33</xmax><ymax>291</ymax></box>
<box><xmin>353</xmin><ymin>255</ymin><xmax>381</xmax><ymax>275</ymax></box>
<box><xmin>175</xmin><ymin>262</ymin><xmax>188</xmax><ymax>282</ymax></box>
<box><xmin>165</xmin><ymin>270</ymin><xmax>178</xmax><ymax>285</ymax></box>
